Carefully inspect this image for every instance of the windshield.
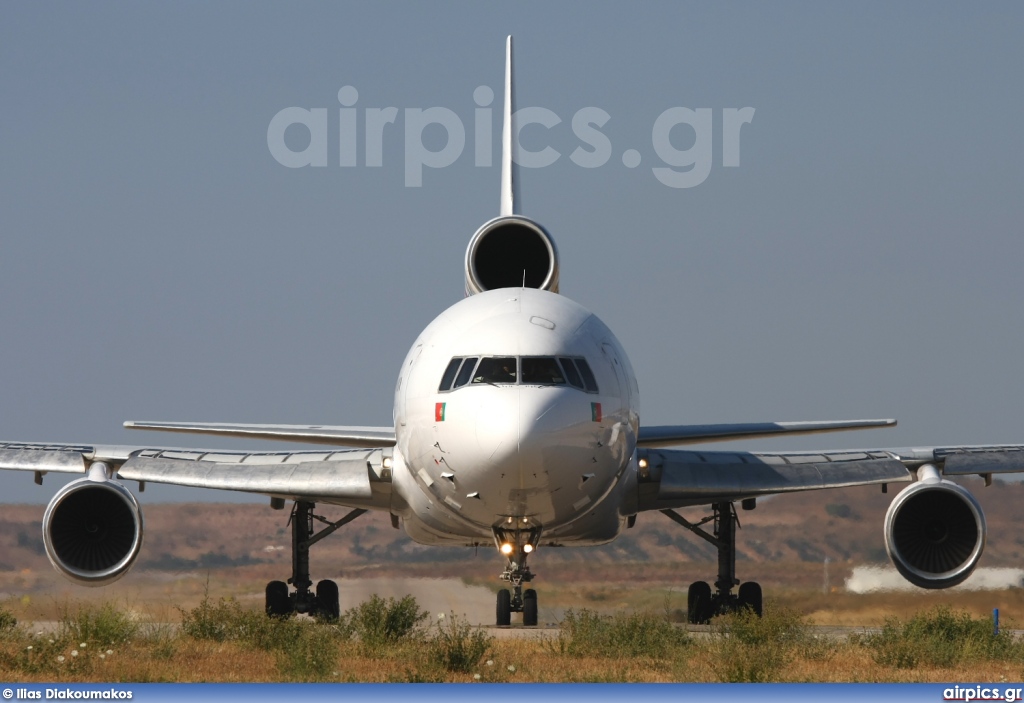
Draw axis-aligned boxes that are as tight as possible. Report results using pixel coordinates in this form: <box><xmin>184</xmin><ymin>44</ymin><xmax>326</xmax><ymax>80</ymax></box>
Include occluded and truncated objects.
<box><xmin>439</xmin><ymin>355</ymin><xmax>598</xmax><ymax>392</ymax></box>
<box><xmin>521</xmin><ymin>357</ymin><xmax>566</xmax><ymax>385</ymax></box>
<box><xmin>472</xmin><ymin>357</ymin><xmax>518</xmax><ymax>384</ymax></box>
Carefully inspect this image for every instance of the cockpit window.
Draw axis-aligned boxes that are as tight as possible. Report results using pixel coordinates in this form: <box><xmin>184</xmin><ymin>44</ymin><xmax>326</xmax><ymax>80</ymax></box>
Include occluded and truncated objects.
<box><xmin>575</xmin><ymin>358</ymin><xmax>599</xmax><ymax>393</ymax></box>
<box><xmin>472</xmin><ymin>357</ymin><xmax>517</xmax><ymax>384</ymax></box>
<box><xmin>453</xmin><ymin>357</ymin><xmax>478</xmax><ymax>388</ymax></box>
<box><xmin>521</xmin><ymin>357</ymin><xmax>565</xmax><ymax>385</ymax></box>
<box><xmin>558</xmin><ymin>357</ymin><xmax>584</xmax><ymax>389</ymax></box>
<box><xmin>438</xmin><ymin>358</ymin><xmax>462</xmax><ymax>391</ymax></box>
<box><xmin>440</xmin><ymin>355</ymin><xmax>598</xmax><ymax>392</ymax></box>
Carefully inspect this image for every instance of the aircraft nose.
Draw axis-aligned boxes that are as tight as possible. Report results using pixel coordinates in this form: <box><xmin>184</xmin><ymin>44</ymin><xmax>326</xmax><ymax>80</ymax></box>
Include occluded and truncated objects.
<box><xmin>468</xmin><ymin>386</ymin><xmax>603</xmax><ymax>510</ymax></box>
<box><xmin>472</xmin><ymin>387</ymin><xmax>581</xmax><ymax>475</ymax></box>
<box><xmin>472</xmin><ymin>388</ymin><xmax>521</xmax><ymax>471</ymax></box>
<box><xmin>517</xmin><ymin>387</ymin><xmax>592</xmax><ymax>468</ymax></box>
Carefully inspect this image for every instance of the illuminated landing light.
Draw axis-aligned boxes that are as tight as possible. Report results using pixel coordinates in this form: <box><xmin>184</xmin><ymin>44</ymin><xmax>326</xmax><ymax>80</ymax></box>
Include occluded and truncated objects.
<box><xmin>523</xmin><ymin>544</ymin><xmax>534</xmax><ymax>554</ymax></box>
<box><xmin>638</xmin><ymin>458</ymin><xmax>648</xmax><ymax>469</ymax></box>
<box><xmin>500</xmin><ymin>543</ymin><xmax>513</xmax><ymax>555</ymax></box>
<box><xmin>383</xmin><ymin>457</ymin><xmax>393</xmax><ymax>469</ymax></box>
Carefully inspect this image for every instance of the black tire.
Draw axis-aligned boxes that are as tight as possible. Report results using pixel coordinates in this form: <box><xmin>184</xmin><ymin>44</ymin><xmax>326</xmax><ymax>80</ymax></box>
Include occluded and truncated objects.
<box><xmin>522</xmin><ymin>588</ymin><xmax>538</xmax><ymax>627</ymax></box>
<box><xmin>316</xmin><ymin>579</ymin><xmax>340</xmax><ymax>621</ymax></box>
<box><xmin>687</xmin><ymin>581</ymin><xmax>712</xmax><ymax>624</ymax></box>
<box><xmin>496</xmin><ymin>588</ymin><xmax>512</xmax><ymax>626</ymax></box>
<box><xmin>738</xmin><ymin>581</ymin><xmax>763</xmax><ymax>618</ymax></box>
<box><xmin>265</xmin><ymin>580</ymin><xmax>290</xmax><ymax>617</ymax></box>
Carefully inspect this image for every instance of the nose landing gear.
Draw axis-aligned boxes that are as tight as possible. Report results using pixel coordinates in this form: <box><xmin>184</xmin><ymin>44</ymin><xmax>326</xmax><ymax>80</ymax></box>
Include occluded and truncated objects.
<box><xmin>493</xmin><ymin>524</ymin><xmax>541</xmax><ymax>627</ymax></box>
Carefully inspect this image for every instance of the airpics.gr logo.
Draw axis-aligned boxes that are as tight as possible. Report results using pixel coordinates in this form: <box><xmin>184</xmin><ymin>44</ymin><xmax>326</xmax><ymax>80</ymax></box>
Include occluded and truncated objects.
<box><xmin>267</xmin><ymin>86</ymin><xmax>754</xmax><ymax>189</ymax></box>
<box><xmin>943</xmin><ymin>685</ymin><xmax>1024</xmax><ymax>702</ymax></box>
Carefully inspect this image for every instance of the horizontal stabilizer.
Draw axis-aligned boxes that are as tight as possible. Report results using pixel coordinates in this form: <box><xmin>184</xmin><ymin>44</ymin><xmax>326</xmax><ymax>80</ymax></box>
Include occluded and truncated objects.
<box><xmin>637</xmin><ymin>419</ymin><xmax>896</xmax><ymax>448</ymax></box>
<box><xmin>124</xmin><ymin>421</ymin><xmax>396</xmax><ymax>448</ymax></box>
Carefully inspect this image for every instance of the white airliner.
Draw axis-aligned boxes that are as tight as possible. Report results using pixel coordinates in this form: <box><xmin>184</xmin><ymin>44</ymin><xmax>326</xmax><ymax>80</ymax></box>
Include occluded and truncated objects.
<box><xmin>2</xmin><ymin>37</ymin><xmax>1022</xmax><ymax>626</ymax></box>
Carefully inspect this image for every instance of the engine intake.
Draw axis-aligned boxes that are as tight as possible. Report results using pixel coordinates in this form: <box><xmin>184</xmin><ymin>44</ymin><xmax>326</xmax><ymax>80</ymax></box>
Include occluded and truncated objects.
<box><xmin>465</xmin><ymin>216</ymin><xmax>559</xmax><ymax>295</ymax></box>
<box><xmin>43</xmin><ymin>476</ymin><xmax>144</xmax><ymax>586</ymax></box>
<box><xmin>884</xmin><ymin>467</ymin><xmax>985</xmax><ymax>589</ymax></box>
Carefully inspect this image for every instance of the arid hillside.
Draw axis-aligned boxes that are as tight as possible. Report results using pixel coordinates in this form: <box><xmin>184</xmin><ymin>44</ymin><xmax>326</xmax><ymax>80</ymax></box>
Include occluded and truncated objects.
<box><xmin>1</xmin><ymin>476</ymin><xmax>1021</xmax><ymax>582</ymax></box>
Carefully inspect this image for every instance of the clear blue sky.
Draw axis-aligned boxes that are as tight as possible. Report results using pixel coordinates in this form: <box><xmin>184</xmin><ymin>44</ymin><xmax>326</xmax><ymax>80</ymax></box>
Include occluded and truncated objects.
<box><xmin>1</xmin><ymin>3</ymin><xmax>1022</xmax><ymax>502</ymax></box>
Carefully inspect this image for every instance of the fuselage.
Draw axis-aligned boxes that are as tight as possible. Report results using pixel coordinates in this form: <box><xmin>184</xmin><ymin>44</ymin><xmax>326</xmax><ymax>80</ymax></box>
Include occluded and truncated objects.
<box><xmin>391</xmin><ymin>288</ymin><xmax>640</xmax><ymax>547</ymax></box>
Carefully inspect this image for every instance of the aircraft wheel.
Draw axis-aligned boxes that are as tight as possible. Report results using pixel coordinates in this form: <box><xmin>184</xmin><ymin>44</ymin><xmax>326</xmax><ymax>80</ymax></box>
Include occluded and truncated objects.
<box><xmin>265</xmin><ymin>580</ymin><xmax>290</xmax><ymax>617</ymax></box>
<box><xmin>496</xmin><ymin>588</ymin><xmax>512</xmax><ymax>626</ymax></box>
<box><xmin>316</xmin><ymin>579</ymin><xmax>340</xmax><ymax>621</ymax></box>
<box><xmin>687</xmin><ymin>581</ymin><xmax>712</xmax><ymax>624</ymax></box>
<box><xmin>738</xmin><ymin>581</ymin><xmax>763</xmax><ymax>618</ymax></box>
<box><xmin>523</xmin><ymin>588</ymin><xmax>538</xmax><ymax>626</ymax></box>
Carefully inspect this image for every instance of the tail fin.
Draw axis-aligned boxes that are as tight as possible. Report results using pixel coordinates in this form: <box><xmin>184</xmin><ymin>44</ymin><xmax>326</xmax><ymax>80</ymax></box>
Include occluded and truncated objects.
<box><xmin>465</xmin><ymin>36</ymin><xmax>560</xmax><ymax>296</ymax></box>
<box><xmin>500</xmin><ymin>35</ymin><xmax>518</xmax><ymax>216</ymax></box>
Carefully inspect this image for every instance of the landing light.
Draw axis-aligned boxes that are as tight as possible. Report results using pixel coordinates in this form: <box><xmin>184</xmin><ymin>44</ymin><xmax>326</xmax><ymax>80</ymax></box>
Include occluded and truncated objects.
<box><xmin>383</xmin><ymin>457</ymin><xmax>393</xmax><ymax>469</ymax></box>
<box><xmin>523</xmin><ymin>544</ymin><xmax>534</xmax><ymax>554</ymax></box>
<box><xmin>638</xmin><ymin>458</ymin><xmax>648</xmax><ymax>469</ymax></box>
<box><xmin>500</xmin><ymin>543</ymin><xmax>513</xmax><ymax>555</ymax></box>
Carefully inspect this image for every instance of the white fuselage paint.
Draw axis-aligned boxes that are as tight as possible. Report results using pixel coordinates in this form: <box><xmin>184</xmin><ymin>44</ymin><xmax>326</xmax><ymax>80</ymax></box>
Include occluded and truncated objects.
<box><xmin>390</xmin><ymin>288</ymin><xmax>640</xmax><ymax>547</ymax></box>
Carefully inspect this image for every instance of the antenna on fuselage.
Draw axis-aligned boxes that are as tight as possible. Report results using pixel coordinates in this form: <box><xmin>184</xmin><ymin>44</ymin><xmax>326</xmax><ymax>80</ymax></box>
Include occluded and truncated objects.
<box><xmin>500</xmin><ymin>35</ymin><xmax>519</xmax><ymax>217</ymax></box>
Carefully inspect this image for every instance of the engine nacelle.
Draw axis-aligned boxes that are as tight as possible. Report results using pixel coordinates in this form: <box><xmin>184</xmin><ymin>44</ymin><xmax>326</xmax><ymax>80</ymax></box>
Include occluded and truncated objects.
<box><xmin>884</xmin><ymin>467</ymin><xmax>985</xmax><ymax>589</ymax></box>
<box><xmin>42</xmin><ymin>475</ymin><xmax>144</xmax><ymax>587</ymax></box>
<box><xmin>465</xmin><ymin>216</ymin><xmax>559</xmax><ymax>295</ymax></box>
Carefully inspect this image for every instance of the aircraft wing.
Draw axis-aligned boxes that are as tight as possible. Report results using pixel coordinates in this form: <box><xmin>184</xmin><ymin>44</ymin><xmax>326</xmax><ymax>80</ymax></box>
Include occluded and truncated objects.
<box><xmin>0</xmin><ymin>441</ymin><xmax>392</xmax><ymax>507</ymax></box>
<box><xmin>636</xmin><ymin>444</ymin><xmax>1024</xmax><ymax>511</ymax></box>
<box><xmin>637</xmin><ymin>419</ymin><xmax>896</xmax><ymax>447</ymax></box>
<box><xmin>123</xmin><ymin>421</ymin><xmax>396</xmax><ymax>447</ymax></box>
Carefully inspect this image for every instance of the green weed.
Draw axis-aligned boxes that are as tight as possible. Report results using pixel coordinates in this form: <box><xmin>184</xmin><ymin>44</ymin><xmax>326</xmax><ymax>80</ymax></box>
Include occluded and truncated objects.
<box><xmin>346</xmin><ymin>594</ymin><xmax>427</xmax><ymax>655</ymax></box>
<box><xmin>864</xmin><ymin>606</ymin><xmax>1021</xmax><ymax>669</ymax></box>
<box><xmin>555</xmin><ymin>608</ymin><xmax>688</xmax><ymax>658</ymax></box>
<box><xmin>428</xmin><ymin>612</ymin><xmax>492</xmax><ymax>673</ymax></box>
<box><xmin>710</xmin><ymin>603</ymin><xmax>808</xmax><ymax>682</ymax></box>
<box><xmin>57</xmin><ymin>601</ymin><xmax>138</xmax><ymax>648</ymax></box>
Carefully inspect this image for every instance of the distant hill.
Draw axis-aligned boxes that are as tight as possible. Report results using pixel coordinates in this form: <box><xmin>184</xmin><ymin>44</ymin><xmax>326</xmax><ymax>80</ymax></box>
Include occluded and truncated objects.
<box><xmin>1</xmin><ymin>476</ymin><xmax>1021</xmax><ymax>578</ymax></box>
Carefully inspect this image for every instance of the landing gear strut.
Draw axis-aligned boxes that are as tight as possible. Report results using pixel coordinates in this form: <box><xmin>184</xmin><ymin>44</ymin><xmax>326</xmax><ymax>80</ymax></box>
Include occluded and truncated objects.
<box><xmin>662</xmin><ymin>501</ymin><xmax>762</xmax><ymax>624</ymax></box>
<box><xmin>494</xmin><ymin>524</ymin><xmax>541</xmax><ymax>627</ymax></box>
<box><xmin>265</xmin><ymin>500</ymin><xmax>365</xmax><ymax>619</ymax></box>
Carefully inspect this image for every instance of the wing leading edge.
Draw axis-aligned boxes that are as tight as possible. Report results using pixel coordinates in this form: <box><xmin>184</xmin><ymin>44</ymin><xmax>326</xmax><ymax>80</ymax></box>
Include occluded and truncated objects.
<box><xmin>123</xmin><ymin>421</ymin><xmax>396</xmax><ymax>448</ymax></box>
<box><xmin>637</xmin><ymin>418</ymin><xmax>896</xmax><ymax>448</ymax></box>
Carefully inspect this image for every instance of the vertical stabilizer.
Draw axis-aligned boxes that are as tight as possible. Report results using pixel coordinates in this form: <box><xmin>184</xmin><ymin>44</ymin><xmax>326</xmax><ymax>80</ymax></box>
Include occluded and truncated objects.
<box><xmin>500</xmin><ymin>35</ymin><xmax>518</xmax><ymax>216</ymax></box>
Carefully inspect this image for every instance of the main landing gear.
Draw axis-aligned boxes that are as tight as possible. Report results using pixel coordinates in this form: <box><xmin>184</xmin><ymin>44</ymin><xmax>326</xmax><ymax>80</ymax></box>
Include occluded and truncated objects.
<box><xmin>661</xmin><ymin>501</ymin><xmax>763</xmax><ymax>624</ymax></box>
<box><xmin>265</xmin><ymin>500</ymin><xmax>366</xmax><ymax>620</ymax></box>
<box><xmin>493</xmin><ymin>523</ymin><xmax>541</xmax><ymax>627</ymax></box>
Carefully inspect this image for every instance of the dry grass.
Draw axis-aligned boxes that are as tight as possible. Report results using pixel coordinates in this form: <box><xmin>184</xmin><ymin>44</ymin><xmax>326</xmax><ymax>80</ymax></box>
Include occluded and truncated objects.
<box><xmin>1</xmin><ymin>596</ymin><xmax>1023</xmax><ymax>683</ymax></box>
<box><xmin>5</xmin><ymin>634</ymin><xmax>1022</xmax><ymax>683</ymax></box>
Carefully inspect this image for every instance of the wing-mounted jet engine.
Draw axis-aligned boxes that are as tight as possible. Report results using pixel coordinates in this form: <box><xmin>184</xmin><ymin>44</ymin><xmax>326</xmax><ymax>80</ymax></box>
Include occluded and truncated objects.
<box><xmin>464</xmin><ymin>216</ymin><xmax>559</xmax><ymax>295</ymax></box>
<box><xmin>884</xmin><ymin>463</ymin><xmax>986</xmax><ymax>589</ymax></box>
<box><xmin>42</xmin><ymin>463</ymin><xmax>144</xmax><ymax>586</ymax></box>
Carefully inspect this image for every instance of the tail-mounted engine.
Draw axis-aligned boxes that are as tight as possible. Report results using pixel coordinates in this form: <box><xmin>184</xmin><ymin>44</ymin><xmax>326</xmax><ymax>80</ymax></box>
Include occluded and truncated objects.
<box><xmin>465</xmin><ymin>216</ymin><xmax>559</xmax><ymax>295</ymax></box>
<box><xmin>42</xmin><ymin>468</ymin><xmax>144</xmax><ymax>587</ymax></box>
<box><xmin>884</xmin><ymin>464</ymin><xmax>986</xmax><ymax>589</ymax></box>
